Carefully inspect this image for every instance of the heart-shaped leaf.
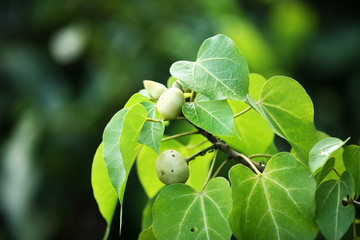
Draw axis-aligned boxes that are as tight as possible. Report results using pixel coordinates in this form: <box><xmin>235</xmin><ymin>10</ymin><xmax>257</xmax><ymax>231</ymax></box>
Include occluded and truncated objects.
<box><xmin>343</xmin><ymin>145</ymin><xmax>360</xmax><ymax>196</ymax></box>
<box><xmin>152</xmin><ymin>177</ymin><xmax>232</xmax><ymax>240</ymax></box>
<box><xmin>315</xmin><ymin>171</ymin><xmax>355</xmax><ymax>240</ymax></box>
<box><xmin>309</xmin><ymin>137</ymin><xmax>348</xmax><ymax>174</ymax></box>
<box><xmin>91</xmin><ymin>143</ymin><xmax>118</xmax><ymax>239</ymax></box>
<box><xmin>248</xmin><ymin>76</ymin><xmax>318</xmax><ymax>162</ymax></box>
<box><xmin>102</xmin><ymin>104</ymin><xmax>147</xmax><ymax>229</ymax></box>
<box><xmin>138</xmin><ymin>102</ymin><xmax>165</xmax><ymax>154</ymax></box>
<box><xmin>182</xmin><ymin>98</ymin><xmax>238</xmax><ymax>137</ymax></box>
<box><xmin>124</xmin><ymin>92</ymin><xmax>150</xmax><ymax>108</ymax></box>
<box><xmin>229</xmin><ymin>152</ymin><xmax>317</xmax><ymax>240</ymax></box>
<box><xmin>170</xmin><ymin>34</ymin><xmax>249</xmax><ymax>101</ymax></box>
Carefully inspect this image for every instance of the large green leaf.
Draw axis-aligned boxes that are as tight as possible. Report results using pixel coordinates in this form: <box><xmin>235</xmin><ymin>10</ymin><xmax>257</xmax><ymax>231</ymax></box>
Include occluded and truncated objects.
<box><xmin>170</xmin><ymin>34</ymin><xmax>249</xmax><ymax>101</ymax></box>
<box><xmin>343</xmin><ymin>145</ymin><xmax>360</xmax><ymax>196</ymax></box>
<box><xmin>138</xmin><ymin>226</ymin><xmax>156</xmax><ymax>240</ymax></box>
<box><xmin>248</xmin><ymin>76</ymin><xmax>318</xmax><ymax>162</ymax></box>
<box><xmin>102</xmin><ymin>104</ymin><xmax>147</xmax><ymax>226</ymax></box>
<box><xmin>182</xmin><ymin>98</ymin><xmax>238</xmax><ymax>137</ymax></box>
<box><xmin>224</xmin><ymin>73</ymin><xmax>274</xmax><ymax>155</ymax></box>
<box><xmin>138</xmin><ymin>102</ymin><xmax>165</xmax><ymax>154</ymax></box>
<box><xmin>124</xmin><ymin>92</ymin><xmax>150</xmax><ymax>108</ymax></box>
<box><xmin>315</xmin><ymin>171</ymin><xmax>355</xmax><ymax>240</ymax></box>
<box><xmin>309</xmin><ymin>137</ymin><xmax>348</xmax><ymax>174</ymax></box>
<box><xmin>91</xmin><ymin>143</ymin><xmax>118</xmax><ymax>239</ymax></box>
<box><xmin>137</xmin><ymin>135</ymin><xmax>213</xmax><ymax>198</ymax></box>
<box><xmin>152</xmin><ymin>177</ymin><xmax>232</xmax><ymax>240</ymax></box>
<box><xmin>229</xmin><ymin>152</ymin><xmax>317</xmax><ymax>240</ymax></box>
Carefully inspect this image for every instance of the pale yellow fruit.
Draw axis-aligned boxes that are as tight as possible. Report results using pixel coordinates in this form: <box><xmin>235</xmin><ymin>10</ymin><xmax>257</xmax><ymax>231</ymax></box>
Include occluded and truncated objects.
<box><xmin>143</xmin><ymin>80</ymin><xmax>167</xmax><ymax>99</ymax></box>
<box><xmin>156</xmin><ymin>150</ymin><xmax>189</xmax><ymax>185</ymax></box>
<box><xmin>156</xmin><ymin>88</ymin><xmax>185</xmax><ymax>120</ymax></box>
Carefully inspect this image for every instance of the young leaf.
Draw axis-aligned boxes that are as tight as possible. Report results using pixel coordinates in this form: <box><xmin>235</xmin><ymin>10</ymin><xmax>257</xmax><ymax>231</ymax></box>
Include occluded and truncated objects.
<box><xmin>309</xmin><ymin>137</ymin><xmax>348</xmax><ymax>174</ymax></box>
<box><xmin>91</xmin><ymin>143</ymin><xmax>118</xmax><ymax>239</ymax></box>
<box><xmin>248</xmin><ymin>76</ymin><xmax>318</xmax><ymax>162</ymax></box>
<box><xmin>315</xmin><ymin>171</ymin><xmax>355</xmax><ymax>240</ymax></box>
<box><xmin>152</xmin><ymin>177</ymin><xmax>232</xmax><ymax>240</ymax></box>
<box><xmin>316</xmin><ymin>157</ymin><xmax>335</xmax><ymax>185</ymax></box>
<box><xmin>138</xmin><ymin>102</ymin><xmax>165</xmax><ymax>154</ymax></box>
<box><xmin>182</xmin><ymin>99</ymin><xmax>239</xmax><ymax>137</ymax></box>
<box><xmin>170</xmin><ymin>34</ymin><xmax>249</xmax><ymax>101</ymax></box>
<box><xmin>229</xmin><ymin>152</ymin><xmax>317</xmax><ymax>240</ymax></box>
<box><xmin>124</xmin><ymin>92</ymin><xmax>150</xmax><ymax>108</ymax></box>
<box><xmin>343</xmin><ymin>145</ymin><xmax>360</xmax><ymax>196</ymax></box>
<box><xmin>102</xmin><ymin>104</ymin><xmax>147</xmax><ymax>227</ymax></box>
<box><xmin>224</xmin><ymin>73</ymin><xmax>274</xmax><ymax>155</ymax></box>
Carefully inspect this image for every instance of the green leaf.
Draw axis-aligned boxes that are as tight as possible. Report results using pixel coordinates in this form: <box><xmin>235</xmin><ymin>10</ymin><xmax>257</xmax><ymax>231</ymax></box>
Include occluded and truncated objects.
<box><xmin>137</xmin><ymin>135</ymin><xmax>213</xmax><ymax>198</ymax></box>
<box><xmin>102</xmin><ymin>104</ymin><xmax>147</xmax><ymax>226</ymax></box>
<box><xmin>182</xmin><ymin>99</ymin><xmax>238</xmax><ymax>137</ymax></box>
<box><xmin>248</xmin><ymin>76</ymin><xmax>318</xmax><ymax>162</ymax></box>
<box><xmin>229</xmin><ymin>152</ymin><xmax>317</xmax><ymax>240</ymax></box>
<box><xmin>309</xmin><ymin>137</ymin><xmax>348</xmax><ymax>174</ymax></box>
<box><xmin>343</xmin><ymin>145</ymin><xmax>360</xmax><ymax>196</ymax></box>
<box><xmin>141</xmin><ymin>197</ymin><xmax>156</xmax><ymax>230</ymax></box>
<box><xmin>167</xmin><ymin>76</ymin><xmax>177</xmax><ymax>88</ymax></box>
<box><xmin>224</xmin><ymin>73</ymin><xmax>274</xmax><ymax>155</ymax></box>
<box><xmin>138</xmin><ymin>102</ymin><xmax>165</xmax><ymax>154</ymax></box>
<box><xmin>138</xmin><ymin>226</ymin><xmax>156</xmax><ymax>240</ymax></box>
<box><xmin>316</xmin><ymin>157</ymin><xmax>335</xmax><ymax>185</ymax></box>
<box><xmin>124</xmin><ymin>93</ymin><xmax>150</xmax><ymax>108</ymax></box>
<box><xmin>152</xmin><ymin>177</ymin><xmax>232</xmax><ymax>240</ymax></box>
<box><xmin>91</xmin><ymin>143</ymin><xmax>118</xmax><ymax>239</ymax></box>
<box><xmin>170</xmin><ymin>34</ymin><xmax>249</xmax><ymax>101</ymax></box>
<box><xmin>315</xmin><ymin>171</ymin><xmax>355</xmax><ymax>240</ymax></box>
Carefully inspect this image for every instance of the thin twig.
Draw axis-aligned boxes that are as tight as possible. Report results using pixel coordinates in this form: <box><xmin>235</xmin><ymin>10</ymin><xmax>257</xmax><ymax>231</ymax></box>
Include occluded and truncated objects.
<box><xmin>237</xmin><ymin>153</ymin><xmax>261</xmax><ymax>175</ymax></box>
<box><xmin>333</xmin><ymin>168</ymin><xmax>341</xmax><ymax>178</ymax></box>
<box><xmin>234</xmin><ymin>106</ymin><xmax>251</xmax><ymax>118</ymax></box>
<box><xmin>249</xmin><ymin>154</ymin><xmax>273</xmax><ymax>159</ymax></box>
<box><xmin>161</xmin><ymin>131</ymin><xmax>199</xmax><ymax>142</ymax></box>
<box><xmin>176</xmin><ymin>117</ymin><xmax>187</xmax><ymax>120</ymax></box>
<box><xmin>146</xmin><ymin>118</ymin><xmax>162</xmax><ymax>122</ymax></box>
<box><xmin>201</xmin><ymin>149</ymin><xmax>219</xmax><ymax>192</ymax></box>
<box><xmin>185</xmin><ymin>145</ymin><xmax>216</xmax><ymax>163</ymax></box>
<box><xmin>211</xmin><ymin>158</ymin><xmax>229</xmax><ymax>180</ymax></box>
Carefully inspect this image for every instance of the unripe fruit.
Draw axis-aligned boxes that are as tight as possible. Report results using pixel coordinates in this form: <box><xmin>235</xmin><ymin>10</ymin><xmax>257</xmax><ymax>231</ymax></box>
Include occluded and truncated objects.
<box><xmin>156</xmin><ymin>88</ymin><xmax>185</xmax><ymax>120</ymax></box>
<box><xmin>143</xmin><ymin>80</ymin><xmax>167</xmax><ymax>99</ymax></box>
<box><xmin>156</xmin><ymin>150</ymin><xmax>189</xmax><ymax>185</ymax></box>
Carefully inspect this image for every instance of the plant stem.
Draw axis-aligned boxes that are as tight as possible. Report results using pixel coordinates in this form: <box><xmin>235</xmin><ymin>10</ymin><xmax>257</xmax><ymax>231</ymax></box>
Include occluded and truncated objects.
<box><xmin>234</xmin><ymin>106</ymin><xmax>251</xmax><ymax>118</ymax></box>
<box><xmin>353</xmin><ymin>219</ymin><xmax>357</xmax><ymax>240</ymax></box>
<box><xmin>176</xmin><ymin>117</ymin><xmax>187</xmax><ymax>120</ymax></box>
<box><xmin>146</xmin><ymin>118</ymin><xmax>162</xmax><ymax>122</ymax></box>
<box><xmin>248</xmin><ymin>154</ymin><xmax>273</xmax><ymax>159</ymax></box>
<box><xmin>201</xmin><ymin>149</ymin><xmax>219</xmax><ymax>192</ymax></box>
<box><xmin>194</xmin><ymin>127</ymin><xmax>265</xmax><ymax>173</ymax></box>
<box><xmin>237</xmin><ymin>153</ymin><xmax>261</xmax><ymax>175</ymax></box>
<box><xmin>211</xmin><ymin>158</ymin><xmax>229</xmax><ymax>180</ymax></box>
<box><xmin>185</xmin><ymin>144</ymin><xmax>216</xmax><ymax>163</ymax></box>
<box><xmin>333</xmin><ymin>168</ymin><xmax>341</xmax><ymax>178</ymax></box>
<box><xmin>161</xmin><ymin>131</ymin><xmax>199</xmax><ymax>142</ymax></box>
<box><xmin>190</xmin><ymin>90</ymin><xmax>195</xmax><ymax>102</ymax></box>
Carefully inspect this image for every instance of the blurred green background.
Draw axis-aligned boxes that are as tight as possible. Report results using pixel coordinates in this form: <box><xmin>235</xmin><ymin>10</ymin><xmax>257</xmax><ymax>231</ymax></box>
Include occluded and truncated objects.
<box><xmin>0</xmin><ymin>0</ymin><xmax>359</xmax><ymax>239</ymax></box>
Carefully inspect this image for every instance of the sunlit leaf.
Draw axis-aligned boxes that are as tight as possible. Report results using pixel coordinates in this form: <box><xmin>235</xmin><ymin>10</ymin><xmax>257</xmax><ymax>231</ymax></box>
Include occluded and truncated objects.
<box><xmin>182</xmin><ymin>99</ymin><xmax>238</xmax><ymax>137</ymax></box>
<box><xmin>91</xmin><ymin>143</ymin><xmax>118</xmax><ymax>239</ymax></box>
<box><xmin>248</xmin><ymin>76</ymin><xmax>318</xmax><ymax>162</ymax></box>
<box><xmin>170</xmin><ymin>34</ymin><xmax>249</xmax><ymax>101</ymax></box>
<box><xmin>343</xmin><ymin>145</ymin><xmax>360</xmax><ymax>196</ymax></box>
<box><xmin>138</xmin><ymin>226</ymin><xmax>156</xmax><ymax>240</ymax></box>
<box><xmin>315</xmin><ymin>171</ymin><xmax>355</xmax><ymax>240</ymax></box>
<box><xmin>102</xmin><ymin>104</ymin><xmax>147</xmax><ymax>229</ymax></box>
<box><xmin>152</xmin><ymin>178</ymin><xmax>232</xmax><ymax>240</ymax></box>
<box><xmin>316</xmin><ymin>157</ymin><xmax>335</xmax><ymax>185</ymax></box>
<box><xmin>124</xmin><ymin>93</ymin><xmax>150</xmax><ymax>108</ymax></box>
<box><xmin>309</xmin><ymin>137</ymin><xmax>348</xmax><ymax>174</ymax></box>
<box><xmin>229</xmin><ymin>152</ymin><xmax>317</xmax><ymax>240</ymax></box>
<box><xmin>138</xmin><ymin>102</ymin><xmax>165</xmax><ymax>154</ymax></box>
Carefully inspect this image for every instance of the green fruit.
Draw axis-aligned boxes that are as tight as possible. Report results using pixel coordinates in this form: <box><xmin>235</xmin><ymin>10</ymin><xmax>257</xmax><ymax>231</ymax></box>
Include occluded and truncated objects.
<box><xmin>156</xmin><ymin>150</ymin><xmax>189</xmax><ymax>185</ymax></box>
<box><xmin>156</xmin><ymin>88</ymin><xmax>185</xmax><ymax>120</ymax></box>
<box><xmin>143</xmin><ymin>80</ymin><xmax>167</xmax><ymax>99</ymax></box>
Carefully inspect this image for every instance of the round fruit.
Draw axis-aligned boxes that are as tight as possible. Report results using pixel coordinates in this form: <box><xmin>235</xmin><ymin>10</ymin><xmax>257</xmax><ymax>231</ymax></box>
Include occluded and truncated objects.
<box><xmin>143</xmin><ymin>80</ymin><xmax>167</xmax><ymax>99</ymax></box>
<box><xmin>156</xmin><ymin>150</ymin><xmax>189</xmax><ymax>185</ymax></box>
<box><xmin>156</xmin><ymin>88</ymin><xmax>185</xmax><ymax>120</ymax></box>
